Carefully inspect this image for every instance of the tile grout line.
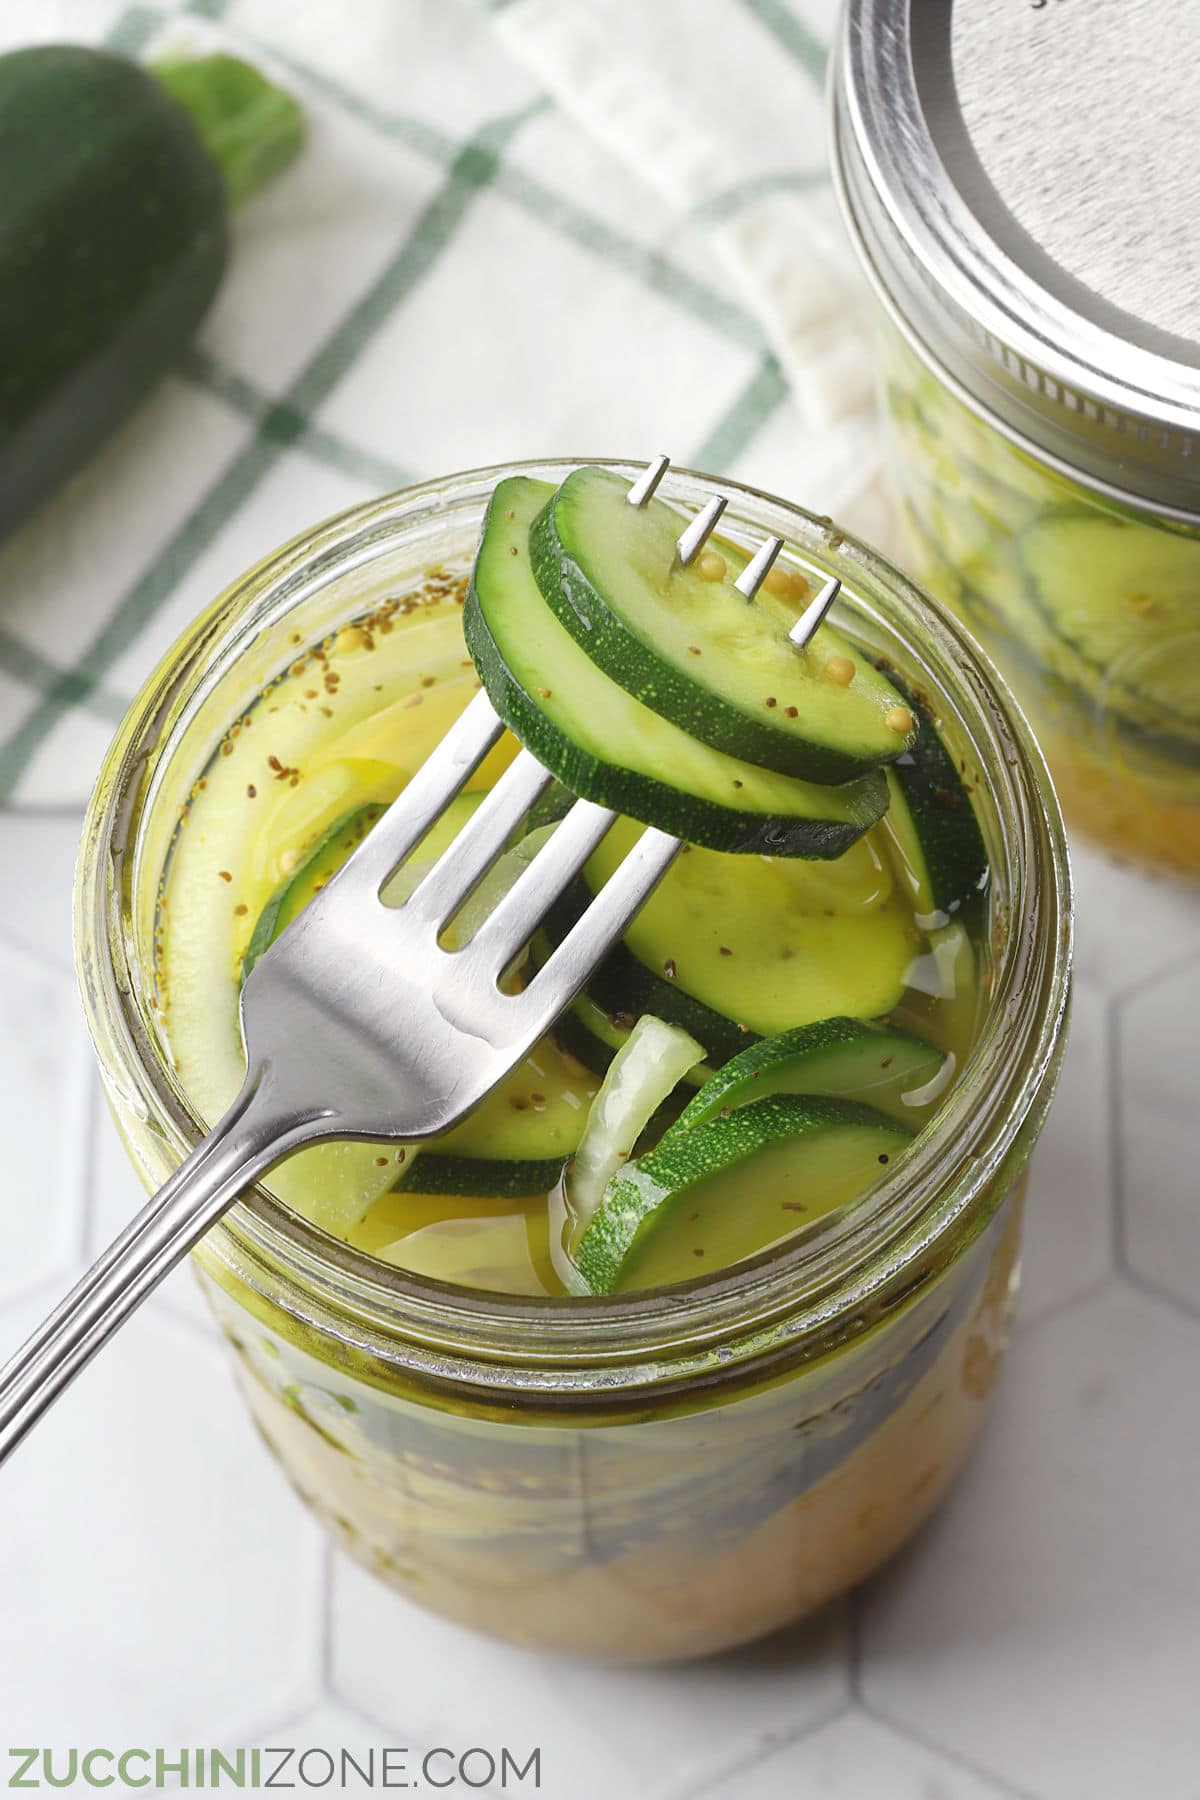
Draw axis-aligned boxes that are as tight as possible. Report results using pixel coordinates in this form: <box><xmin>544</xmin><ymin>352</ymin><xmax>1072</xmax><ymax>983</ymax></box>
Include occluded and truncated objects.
<box><xmin>853</xmin><ymin>1696</ymin><xmax>1051</xmax><ymax>1800</ymax></box>
<box><xmin>672</xmin><ymin>1700</ymin><xmax>853</xmax><ymax>1800</ymax></box>
<box><xmin>1098</xmin><ymin>932</ymin><xmax>1200</xmax><ymax>1006</ymax></box>
<box><xmin>320</xmin><ymin>1622</ymin><xmax>513</xmax><ymax>1789</ymax></box>
<box><xmin>0</xmin><ymin>98</ymin><xmax>542</xmax><ymax>802</ymax></box>
<box><xmin>1119</xmin><ymin>1268</ymin><xmax>1200</xmax><ymax>1328</ymax></box>
<box><xmin>1015</xmin><ymin>1271</ymin><xmax>1118</xmax><ymax>1338</ymax></box>
<box><xmin>667</xmin><ymin>1599</ymin><xmax>855</xmax><ymax>1800</ymax></box>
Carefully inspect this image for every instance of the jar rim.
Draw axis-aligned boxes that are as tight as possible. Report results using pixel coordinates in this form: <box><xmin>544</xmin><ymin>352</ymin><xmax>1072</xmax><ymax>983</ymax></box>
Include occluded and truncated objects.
<box><xmin>830</xmin><ymin>0</ymin><xmax>1200</xmax><ymax>522</ymax></box>
<box><xmin>75</xmin><ymin>459</ymin><xmax>1072</xmax><ymax>1396</ymax></box>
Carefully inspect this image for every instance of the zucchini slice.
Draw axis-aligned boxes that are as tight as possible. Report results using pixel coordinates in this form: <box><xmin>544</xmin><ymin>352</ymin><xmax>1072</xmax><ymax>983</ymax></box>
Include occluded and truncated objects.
<box><xmin>900</xmin><ymin>503</ymin><xmax>1200</xmax><ymax>773</ymax></box>
<box><xmin>564</xmin><ymin>1014</ymin><xmax>705</xmax><ymax>1247</ymax></box>
<box><xmin>466</xmin><ymin>478</ymin><xmax>889</xmax><ymax>857</ymax></box>
<box><xmin>529</xmin><ymin>466</ymin><xmax>916</xmax><ymax>781</ymax></box>
<box><xmin>875</xmin><ymin>671</ymin><xmax>989</xmax><ymax>921</ymax></box>
<box><xmin>394</xmin><ymin>1154</ymin><xmax>564</xmax><ymax>1200</ymax></box>
<box><xmin>672</xmin><ymin>1019</ymin><xmax>949</xmax><ymax>1131</ymax></box>
<box><xmin>433</xmin><ymin>1032</ymin><xmax>600</xmax><ymax>1162</ymax></box>
<box><xmin>1020</xmin><ymin>510</ymin><xmax>1200</xmax><ymax>733</ymax></box>
<box><xmin>348</xmin><ymin>1191</ymin><xmax>555</xmax><ymax>1294</ymax></box>
<box><xmin>241</xmin><ymin>793</ymin><xmax>483</xmax><ymax>978</ymax></box>
<box><xmin>551</xmin><ymin>988</ymin><xmax>635</xmax><ymax>1077</ymax></box>
<box><xmin>242</xmin><ymin>803</ymin><xmax>384</xmax><ymax>978</ymax></box>
<box><xmin>573</xmin><ymin>1096</ymin><xmax>912</xmax><ymax>1294</ymax></box>
<box><xmin>574</xmin><ymin>933</ymin><xmax>761</xmax><ymax>1065</ymax></box>
<box><xmin>550</xmin><ymin>813</ymin><xmax>915</xmax><ymax>1051</ymax></box>
<box><xmin>535</xmin><ymin>931</ymin><xmax>715</xmax><ymax>1081</ymax></box>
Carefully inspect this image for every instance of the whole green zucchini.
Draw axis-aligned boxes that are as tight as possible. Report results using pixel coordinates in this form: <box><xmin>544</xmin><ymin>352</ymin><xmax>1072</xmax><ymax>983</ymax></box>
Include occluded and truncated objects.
<box><xmin>0</xmin><ymin>45</ymin><xmax>303</xmax><ymax>540</ymax></box>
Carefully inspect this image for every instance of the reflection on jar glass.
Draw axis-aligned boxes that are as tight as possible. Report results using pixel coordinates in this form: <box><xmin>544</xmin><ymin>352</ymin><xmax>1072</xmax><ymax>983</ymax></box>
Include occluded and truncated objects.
<box><xmin>833</xmin><ymin>0</ymin><xmax>1200</xmax><ymax>879</ymax></box>
<box><xmin>76</xmin><ymin>463</ymin><xmax>1070</xmax><ymax>1660</ymax></box>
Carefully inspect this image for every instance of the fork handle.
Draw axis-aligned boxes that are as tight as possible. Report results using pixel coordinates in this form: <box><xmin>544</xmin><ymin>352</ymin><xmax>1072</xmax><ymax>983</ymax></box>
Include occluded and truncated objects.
<box><xmin>0</xmin><ymin>1065</ymin><xmax>328</xmax><ymax>1467</ymax></box>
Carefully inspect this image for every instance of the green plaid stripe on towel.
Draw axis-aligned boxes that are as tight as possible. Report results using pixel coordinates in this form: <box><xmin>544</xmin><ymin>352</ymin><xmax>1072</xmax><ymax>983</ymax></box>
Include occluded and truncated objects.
<box><xmin>0</xmin><ymin>0</ymin><xmax>883</xmax><ymax>808</ymax></box>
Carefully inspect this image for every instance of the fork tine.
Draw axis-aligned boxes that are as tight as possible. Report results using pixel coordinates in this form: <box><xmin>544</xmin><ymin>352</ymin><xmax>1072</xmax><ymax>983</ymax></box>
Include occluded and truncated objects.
<box><xmin>329</xmin><ymin>686</ymin><xmax>505</xmax><ymax>895</ymax></box>
<box><xmin>517</xmin><ymin>824</ymin><xmax>681</xmax><ymax>1030</ymax></box>
<box><xmin>463</xmin><ymin>795</ymin><xmax>617</xmax><ymax>976</ymax></box>
<box><xmin>735</xmin><ymin>534</ymin><xmax>784</xmax><ymax>600</ymax></box>
<box><xmin>627</xmin><ymin>453</ymin><xmax>670</xmax><ymax>507</ymax></box>
<box><xmin>402</xmin><ymin>747</ymin><xmax>552</xmax><ymax>929</ymax></box>
<box><xmin>789</xmin><ymin>575</ymin><xmax>842</xmax><ymax>649</ymax></box>
<box><xmin>676</xmin><ymin>495</ymin><xmax>726</xmax><ymax>567</ymax></box>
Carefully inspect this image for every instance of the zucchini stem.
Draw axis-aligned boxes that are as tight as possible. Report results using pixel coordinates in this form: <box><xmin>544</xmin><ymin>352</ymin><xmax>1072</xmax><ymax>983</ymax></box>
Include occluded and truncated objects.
<box><xmin>152</xmin><ymin>53</ymin><xmax>304</xmax><ymax>209</ymax></box>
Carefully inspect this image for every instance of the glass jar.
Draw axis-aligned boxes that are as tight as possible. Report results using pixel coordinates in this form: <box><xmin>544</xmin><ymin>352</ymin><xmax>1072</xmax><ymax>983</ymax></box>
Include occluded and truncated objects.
<box><xmin>75</xmin><ymin>461</ymin><xmax>1071</xmax><ymax>1661</ymax></box>
<box><xmin>832</xmin><ymin>0</ymin><xmax>1200</xmax><ymax>879</ymax></box>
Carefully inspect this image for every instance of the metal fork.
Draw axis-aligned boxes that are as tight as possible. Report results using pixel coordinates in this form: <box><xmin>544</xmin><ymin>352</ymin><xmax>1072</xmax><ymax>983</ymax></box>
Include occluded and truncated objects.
<box><xmin>0</xmin><ymin>459</ymin><xmax>841</xmax><ymax>1466</ymax></box>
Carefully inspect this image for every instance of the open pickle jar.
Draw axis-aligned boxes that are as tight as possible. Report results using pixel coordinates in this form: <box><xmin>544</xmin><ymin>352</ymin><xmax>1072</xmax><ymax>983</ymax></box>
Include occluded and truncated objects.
<box><xmin>832</xmin><ymin>0</ymin><xmax>1200</xmax><ymax>878</ymax></box>
<box><xmin>75</xmin><ymin>462</ymin><xmax>1071</xmax><ymax>1660</ymax></box>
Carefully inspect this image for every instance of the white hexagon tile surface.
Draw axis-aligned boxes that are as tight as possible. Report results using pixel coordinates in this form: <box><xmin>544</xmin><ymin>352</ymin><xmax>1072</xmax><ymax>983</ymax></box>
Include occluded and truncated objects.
<box><xmin>330</xmin><ymin>1555</ymin><xmax>847</xmax><ymax>1800</ymax></box>
<box><xmin>1116</xmin><ymin>950</ymin><xmax>1200</xmax><ymax>1318</ymax></box>
<box><xmin>0</xmin><ymin>814</ymin><xmax>1197</xmax><ymax>1800</ymax></box>
<box><xmin>858</xmin><ymin>1289</ymin><xmax>1200</xmax><ymax>1800</ymax></box>
<box><xmin>729</xmin><ymin>1712</ymin><xmax>1020</xmax><ymax>1798</ymax></box>
<box><xmin>0</xmin><ymin>1287</ymin><xmax>324</xmax><ymax>1746</ymax></box>
<box><xmin>0</xmin><ymin>939</ymin><xmax>90</xmax><ymax>1306</ymax></box>
<box><xmin>1015</xmin><ymin>979</ymin><xmax>1114</xmax><ymax>1331</ymax></box>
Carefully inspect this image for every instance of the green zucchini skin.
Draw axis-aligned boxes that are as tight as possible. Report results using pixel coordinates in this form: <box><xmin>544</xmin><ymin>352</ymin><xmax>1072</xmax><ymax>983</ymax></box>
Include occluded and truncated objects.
<box><xmin>0</xmin><ymin>46</ymin><xmax>229</xmax><ymax>539</ymax></box>
<box><xmin>396</xmin><ymin>1154</ymin><xmax>564</xmax><ymax>1200</ymax></box>
<box><xmin>551</xmin><ymin>1000</ymin><xmax>625</xmax><ymax>1077</ymax></box>
<box><xmin>530</xmin><ymin>466</ymin><xmax>915</xmax><ymax>782</ymax></box>
<box><xmin>671</xmin><ymin>1018</ymin><xmax>946</xmax><ymax>1131</ymax></box>
<box><xmin>575</xmin><ymin>1095</ymin><xmax>911</xmax><ymax>1294</ymax></box>
<box><xmin>242</xmin><ymin>805</ymin><xmax>385</xmax><ymax>979</ymax></box>
<box><xmin>1018</xmin><ymin>508</ymin><xmax>1200</xmax><ymax>734</ymax></box>
<box><xmin>876</xmin><ymin>664</ymin><xmax>989</xmax><ymax>919</ymax></box>
<box><xmin>543</xmin><ymin>880</ymin><xmax>761</xmax><ymax>1064</ymax></box>
<box><xmin>466</xmin><ymin>477</ymin><xmax>890</xmax><ymax>858</ymax></box>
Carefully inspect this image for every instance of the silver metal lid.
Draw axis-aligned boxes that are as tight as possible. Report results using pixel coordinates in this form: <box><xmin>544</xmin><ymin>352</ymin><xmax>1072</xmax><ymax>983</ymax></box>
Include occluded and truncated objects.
<box><xmin>831</xmin><ymin>0</ymin><xmax>1200</xmax><ymax>520</ymax></box>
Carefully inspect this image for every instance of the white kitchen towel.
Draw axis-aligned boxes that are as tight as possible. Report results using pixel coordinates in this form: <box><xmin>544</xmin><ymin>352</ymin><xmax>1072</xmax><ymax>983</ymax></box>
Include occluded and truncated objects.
<box><xmin>0</xmin><ymin>0</ymin><xmax>883</xmax><ymax>809</ymax></box>
<box><xmin>492</xmin><ymin>0</ymin><xmax>876</xmax><ymax>424</ymax></box>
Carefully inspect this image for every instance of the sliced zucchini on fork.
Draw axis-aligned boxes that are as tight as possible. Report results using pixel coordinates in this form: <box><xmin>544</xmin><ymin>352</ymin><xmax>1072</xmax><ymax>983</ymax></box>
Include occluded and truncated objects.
<box><xmin>466</xmin><ymin>477</ymin><xmax>889</xmax><ymax>857</ymax></box>
<box><xmin>530</xmin><ymin>466</ymin><xmax>917</xmax><ymax>781</ymax></box>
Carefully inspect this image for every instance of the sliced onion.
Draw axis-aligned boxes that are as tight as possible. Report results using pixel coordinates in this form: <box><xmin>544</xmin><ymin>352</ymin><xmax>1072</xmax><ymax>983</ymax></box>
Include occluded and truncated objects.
<box><xmin>565</xmin><ymin>1014</ymin><xmax>705</xmax><ymax>1247</ymax></box>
